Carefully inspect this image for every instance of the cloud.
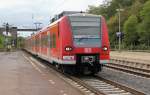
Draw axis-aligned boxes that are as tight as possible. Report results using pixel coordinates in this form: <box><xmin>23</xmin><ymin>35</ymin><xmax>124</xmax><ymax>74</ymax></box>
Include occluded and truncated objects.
<box><xmin>0</xmin><ymin>0</ymin><xmax>29</xmax><ymax>9</ymax></box>
<box><xmin>0</xmin><ymin>0</ymin><xmax>103</xmax><ymax>37</ymax></box>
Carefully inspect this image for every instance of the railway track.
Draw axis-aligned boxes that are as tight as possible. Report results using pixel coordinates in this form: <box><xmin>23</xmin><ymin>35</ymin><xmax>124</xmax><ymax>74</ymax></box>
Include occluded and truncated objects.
<box><xmin>103</xmin><ymin>59</ymin><xmax>150</xmax><ymax>78</ymax></box>
<box><xmin>70</xmin><ymin>75</ymin><xmax>145</xmax><ymax>95</ymax></box>
<box><xmin>110</xmin><ymin>58</ymin><xmax>150</xmax><ymax>70</ymax></box>
<box><xmin>24</xmin><ymin>52</ymin><xmax>145</xmax><ymax>95</ymax></box>
<box><xmin>45</xmin><ymin>63</ymin><xmax>145</xmax><ymax>95</ymax></box>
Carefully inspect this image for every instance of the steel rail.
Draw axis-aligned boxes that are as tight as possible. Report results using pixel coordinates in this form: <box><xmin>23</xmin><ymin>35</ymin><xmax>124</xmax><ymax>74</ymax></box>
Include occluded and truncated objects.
<box><xmin>111</xmin><ymin>58</ymin><xmax>150</xmax><ymax>69</ymax></box>
<box><xmin>104</xmin><ymin>63</ymin><xmax>150</xmax><ymax>78</ymax></box>
<box><xmin>94</xmin><ymin>75</ymin><xmax>145</xmax><ymax>95</ymax></box>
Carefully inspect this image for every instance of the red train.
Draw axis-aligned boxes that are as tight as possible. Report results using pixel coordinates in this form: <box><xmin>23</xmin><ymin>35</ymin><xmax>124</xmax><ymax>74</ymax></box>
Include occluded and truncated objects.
<box><xmin>24</xmin><ymin>11</ymin><xmax>110</xmax><ymax>74</ymax></box>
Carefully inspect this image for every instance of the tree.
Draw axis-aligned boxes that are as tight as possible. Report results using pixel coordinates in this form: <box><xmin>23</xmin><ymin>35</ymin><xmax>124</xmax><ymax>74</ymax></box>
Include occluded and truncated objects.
<box><xmin>123</xmin><ymin>15</ymin><xmax>139</xmax><ymax>46</ymax></box>
<box><xmin>138</xmin><ymin>0</ymin><xmax>150</xmax><ymax>45</ymax></box>
<box><xmin>87</xmin><ymin>0</ymin><xmax>150</xmax><ymax>50</ymax></box>
<box><xmin>107</xmin><ymin>15</ymin><xmax>118</xmax><ymax>47</ymax></box>
<box><xmin>130</xmin><ymin>0</ymin><xmax>143</xmax><ymax>16</ymax></box>
<box><xmin>88</xmin><ymin>5</ymin><xmax>109</xmax><ymax>19</ymax></box>
<box><xmin>88</xmin><ymin>0</ymin><xmax>131</xmax><ymax>19</ymax></box>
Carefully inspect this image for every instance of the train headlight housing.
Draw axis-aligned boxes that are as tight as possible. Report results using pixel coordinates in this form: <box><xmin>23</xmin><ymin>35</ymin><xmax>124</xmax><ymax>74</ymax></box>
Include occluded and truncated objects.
<box><xmin>65</xmin><ymin>46</ymin><xmax>73</xmax><ymax>51</ymax></box>
<box><xmin>103</xmin><ymin>46</ymin><xmax>108</xmax><ymax>51</ymax></box>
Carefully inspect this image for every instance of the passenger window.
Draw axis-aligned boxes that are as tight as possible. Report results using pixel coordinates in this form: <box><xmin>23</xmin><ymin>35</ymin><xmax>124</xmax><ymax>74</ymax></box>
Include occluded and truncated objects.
<box><xmin>50</xmin><ymin>33</ymin><xmax>56</xmax><ymax>48</ymax></box>
<box><xmin>58</xmin><ymin>24</ymin><xmax>59</xmax><ymax>37</ymax></box>
<box><xmin>50</xmin><ymin>34</ymin><xmax>53</xmax><ymax>48</ymax></box>
<box><xmin>53</xmin><ymin>33</ymin><xmax>56</xmax><ymax>48</ymax></box>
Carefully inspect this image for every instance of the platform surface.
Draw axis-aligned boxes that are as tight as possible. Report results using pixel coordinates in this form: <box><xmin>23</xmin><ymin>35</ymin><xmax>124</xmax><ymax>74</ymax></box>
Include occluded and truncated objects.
<box><xmin>110</xmin><ymin>51</ymin><xmax>150</xmax><ymax>64</ymax></box>
<box><xmin>0</xmin><ymin>51</ymin><xmax>83</xmax><ymax>95</ymax></box>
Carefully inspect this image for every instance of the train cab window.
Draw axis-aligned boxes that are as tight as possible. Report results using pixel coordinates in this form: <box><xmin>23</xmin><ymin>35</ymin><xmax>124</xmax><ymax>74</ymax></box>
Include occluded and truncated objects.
<box><xmin>69</xmin><ymin>15</ymin><xmax>101</xmax><ymax>47</ymax></box>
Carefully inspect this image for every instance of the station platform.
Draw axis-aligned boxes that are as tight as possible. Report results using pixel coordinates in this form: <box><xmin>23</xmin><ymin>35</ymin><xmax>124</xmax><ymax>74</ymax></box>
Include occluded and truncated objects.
<box><xmin>110</xmin><ymin>51</ymin><xmax>150</xmax><ymax>64</ymax></box>
<box><xmin>0</xmin><ymin>51</ymin><xmax>83</xmax><ymax>95</ymax></box>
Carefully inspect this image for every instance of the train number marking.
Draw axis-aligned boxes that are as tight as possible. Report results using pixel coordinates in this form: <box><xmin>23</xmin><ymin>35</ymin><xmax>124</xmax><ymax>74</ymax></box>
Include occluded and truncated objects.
<box><xmin>84</xmin><ymin>48</ymin><xmax>92</xmax><ymax>53</ymax></box>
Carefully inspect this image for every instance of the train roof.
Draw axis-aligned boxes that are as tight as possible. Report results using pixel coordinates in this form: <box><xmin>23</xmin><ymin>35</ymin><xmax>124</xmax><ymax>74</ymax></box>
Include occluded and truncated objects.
<box><xmin>58</xmin><ymin>11</ymin><xmax>84</xmax><ymax>17</ymax></box>
<box><xmin>26</xmin><ymin>11</ymin><xmax>102</xmax><ymax>40</ymax></box>
<box><xmin>50</xmin><ymin>11</ymin><xmax>102</xmax><ymax>23</ymax></box>
<box><xmin>68</xmin><ymin>13</ymin><xmax>101</xmax><ymax>17</ymax></box>
<box><xmin>58</xmin><ymin>11</ymin><xmax>101</xmax><ymax>17</ymax></box>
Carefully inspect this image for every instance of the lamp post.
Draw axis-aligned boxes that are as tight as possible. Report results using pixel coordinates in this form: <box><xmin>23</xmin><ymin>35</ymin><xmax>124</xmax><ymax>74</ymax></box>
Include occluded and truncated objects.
<box><xmin>116</xmin><ymin>8</ymin><xmax>124</xmax><ymax>51</ymax></box>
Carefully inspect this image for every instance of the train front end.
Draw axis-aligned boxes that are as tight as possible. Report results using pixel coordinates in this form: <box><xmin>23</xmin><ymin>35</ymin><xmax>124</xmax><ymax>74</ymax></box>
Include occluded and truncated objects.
<box><xmin>60</xmin><ymin>13</ymin><xmax>110</xmax><ymax>74</ymax></box>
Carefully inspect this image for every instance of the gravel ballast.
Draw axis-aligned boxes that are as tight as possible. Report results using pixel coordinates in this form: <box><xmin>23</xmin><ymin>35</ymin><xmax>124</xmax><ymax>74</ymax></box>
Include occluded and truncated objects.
<box><xmin>98</xmin><ymin>67</ymin><xmax>150</xmax><ymax>95</ymax></box>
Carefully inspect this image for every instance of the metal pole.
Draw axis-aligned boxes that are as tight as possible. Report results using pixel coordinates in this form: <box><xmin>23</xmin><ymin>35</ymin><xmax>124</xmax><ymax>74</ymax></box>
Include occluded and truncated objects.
<box><xmin>116</xmin><ymin>8</ymin><xmax>124</xmax><ymax>51</ymax></box>
<box><xmin>118</xmin><ymin>10</ymin><xmax>121</xmax><ymax>51</ymax></box>
<box><xmin>5</xmin><ymin>23</ymin><xmax>9</xmax><ymax>51</ymax></box>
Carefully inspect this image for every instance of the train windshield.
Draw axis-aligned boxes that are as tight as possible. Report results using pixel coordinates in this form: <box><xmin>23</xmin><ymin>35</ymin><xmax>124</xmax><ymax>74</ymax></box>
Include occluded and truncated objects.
<box><xmin>69</xmin><ymin>16</ymin><xmax>101</xmax><ymax>47</ymax></box>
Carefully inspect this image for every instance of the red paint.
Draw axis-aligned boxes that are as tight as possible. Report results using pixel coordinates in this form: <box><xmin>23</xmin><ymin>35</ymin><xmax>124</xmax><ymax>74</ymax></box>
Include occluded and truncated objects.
<box><xmin>100</xmin><ymin>17</ymin><xmax>110</xmax><ymax>60</ymax></box>
<box><xmin>25</xmin><ymin>15</ymin><xmax>110</xmax><ymax>64</ymax></box>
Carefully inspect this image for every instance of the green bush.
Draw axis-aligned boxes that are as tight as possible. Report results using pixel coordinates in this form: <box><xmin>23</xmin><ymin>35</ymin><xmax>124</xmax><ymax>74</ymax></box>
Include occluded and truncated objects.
<box><xmin>0</xmin><ymin>35</ymin><xmax>5</xmax><ymax>48</ymax></box>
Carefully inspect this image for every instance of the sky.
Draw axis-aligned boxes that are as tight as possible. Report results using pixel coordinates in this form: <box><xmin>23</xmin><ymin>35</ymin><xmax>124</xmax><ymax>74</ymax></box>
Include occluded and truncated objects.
<box><xmin>0</xmin><ymin>0</ymin><xmax>104</xmax><ymax>37</ymax></box>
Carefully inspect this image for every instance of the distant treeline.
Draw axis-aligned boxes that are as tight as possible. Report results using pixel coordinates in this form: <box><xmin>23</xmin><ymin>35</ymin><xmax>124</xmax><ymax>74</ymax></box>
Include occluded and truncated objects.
<box><xmin>0</xmin><ymin>35</ymin><xmax>5</xmax><ymax>48</ymax></box>
<box><xmin>0</xmin><ymin>34</ymin><xmax>25</xmax><ymax>49</ymax></box>
<box><xmin>88</xmin><ymin>0</ymin><xmax>150</xmax><ymax>50</ymax></box>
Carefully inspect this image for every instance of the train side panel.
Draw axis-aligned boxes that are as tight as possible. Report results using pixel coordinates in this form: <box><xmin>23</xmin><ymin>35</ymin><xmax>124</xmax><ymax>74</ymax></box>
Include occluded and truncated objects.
<box><xmin>50</xmin><ymin>23</ymin><xmax>60</xmax><ymax>62</ymax></box>
<box><xmin>100</xmin><ymin>17</ymin><xmax>110</xmax><ymax>64</ymax></box>
<box><xmin>59</xmin><ymin>17</ymin><xmax>75</xmax><ymax>64</ymax></box>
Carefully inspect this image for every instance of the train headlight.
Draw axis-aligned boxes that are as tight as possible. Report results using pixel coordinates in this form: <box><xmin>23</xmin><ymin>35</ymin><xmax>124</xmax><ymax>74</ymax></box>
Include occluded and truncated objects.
<box><xmin>65</xmin><ymin>46</ymin><xmax>73</xmax><ymax>51</ymax></box>
<box><xmin>103</xmin><ymin>47</ymin><xmax>108</xmax><ymax>51</ymax></box>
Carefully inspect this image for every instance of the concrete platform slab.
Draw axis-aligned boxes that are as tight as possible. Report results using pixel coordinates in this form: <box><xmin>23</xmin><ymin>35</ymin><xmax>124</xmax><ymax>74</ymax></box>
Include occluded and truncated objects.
<box><xmin>0</xmin><ymin>51</ymin><xmax>83</xmax><ymax>95</ymax></box>
<box><xmin>110</xmin><ymin>51</ymin><xmax>150</xmax><ymax>64</ymax></box>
